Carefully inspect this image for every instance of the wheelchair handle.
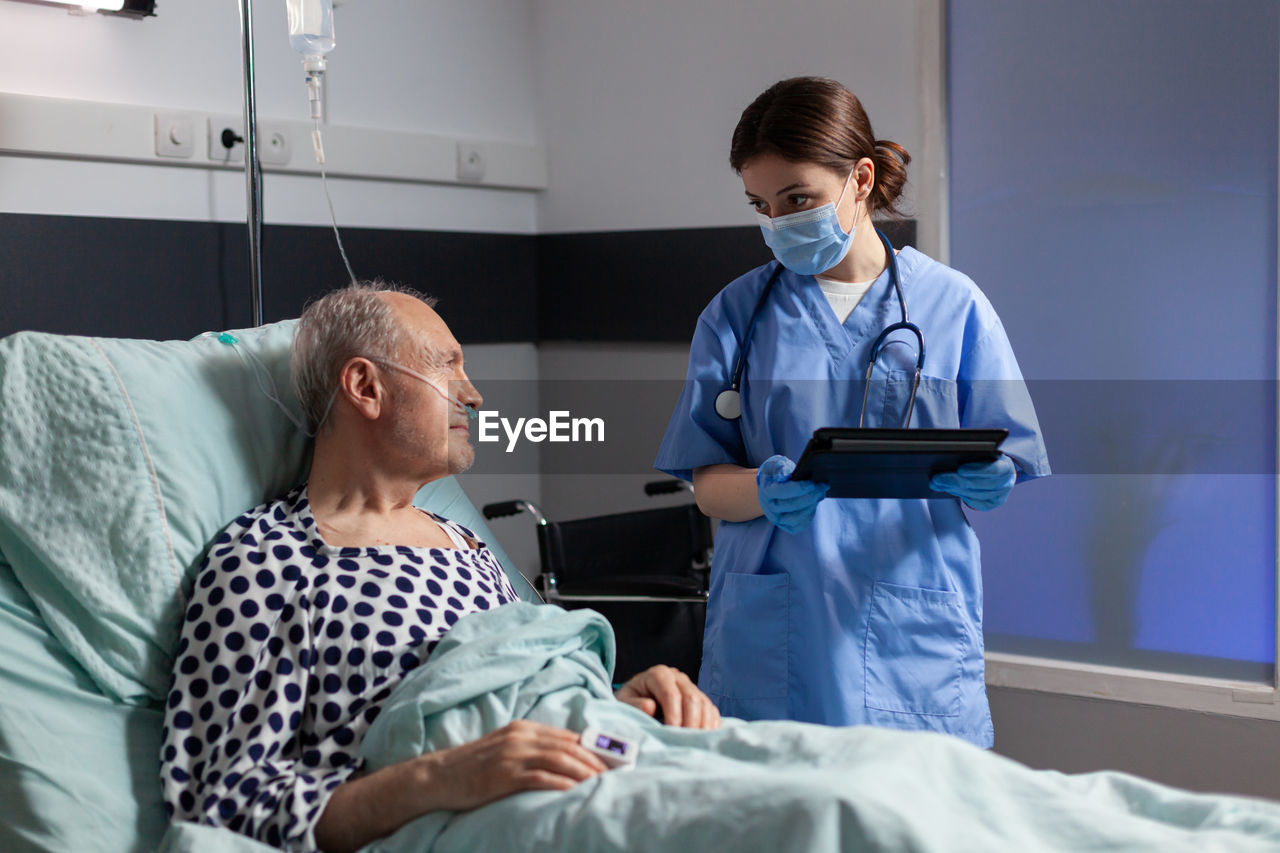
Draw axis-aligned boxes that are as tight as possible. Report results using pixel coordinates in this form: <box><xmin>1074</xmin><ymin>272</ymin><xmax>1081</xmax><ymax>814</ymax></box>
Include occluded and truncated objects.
<box><xmin>483</xmin><ymin>501</ymin><xmax>526</xmax><ymax>519</ymax></box>
<box><xmin>644</xmin><ymin>479</ymin><xmax>692</xmax><ymax>496</ymax></box>
<box><xmin>482</xmin><ymin>500</ymin><xmax>548</xmax><ymax>526</ymax></box>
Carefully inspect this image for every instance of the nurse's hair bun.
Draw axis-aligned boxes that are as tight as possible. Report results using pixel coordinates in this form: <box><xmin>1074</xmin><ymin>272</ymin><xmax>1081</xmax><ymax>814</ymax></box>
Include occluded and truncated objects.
<box><xmin>871</xmin><ymin>139</ymin><xmax>911</xmax><ymax>218</ymax></box>
<box><xmin>731</xmin><ymin>76</ymin><xmax>911</xmax><ymax>218</ymax></box>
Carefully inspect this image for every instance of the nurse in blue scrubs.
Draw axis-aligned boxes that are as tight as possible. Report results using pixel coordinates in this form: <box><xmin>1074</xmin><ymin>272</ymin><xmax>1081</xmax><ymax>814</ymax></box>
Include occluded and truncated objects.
<box><xmin>655</xmin><ymin>77</ymin><xmax>1050</xmax><ymax>748</ymax></box>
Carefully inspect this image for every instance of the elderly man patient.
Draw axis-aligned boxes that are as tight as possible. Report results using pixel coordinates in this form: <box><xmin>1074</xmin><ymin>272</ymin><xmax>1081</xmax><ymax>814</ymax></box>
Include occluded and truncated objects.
<box><xmin>159</xmin><ymin>283</ymin><xmax>720</xmax><ymax>852</ymax></box>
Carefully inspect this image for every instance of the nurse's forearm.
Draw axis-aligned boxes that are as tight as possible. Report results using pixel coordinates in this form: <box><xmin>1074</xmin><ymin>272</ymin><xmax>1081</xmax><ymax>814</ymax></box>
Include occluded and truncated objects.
<box><xmin>692</xmin><ymin>464</ymin><xmax>764</xmax><ymax>522</ymax></box>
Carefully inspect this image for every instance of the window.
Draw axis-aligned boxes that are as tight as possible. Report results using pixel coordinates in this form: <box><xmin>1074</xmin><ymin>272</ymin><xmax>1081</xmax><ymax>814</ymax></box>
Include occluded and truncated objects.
<box><xmin>949</xmin><ymin>0</ymin><xmax>1279</xmax><ymax>710</ymax></box>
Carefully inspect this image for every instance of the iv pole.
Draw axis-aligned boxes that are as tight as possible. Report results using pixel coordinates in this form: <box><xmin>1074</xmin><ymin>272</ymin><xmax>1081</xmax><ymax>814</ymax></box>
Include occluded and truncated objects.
<box><xmin>237</xmin><ymin>0</ymin><xmax>265</xmax><ymax>327</ymax></box>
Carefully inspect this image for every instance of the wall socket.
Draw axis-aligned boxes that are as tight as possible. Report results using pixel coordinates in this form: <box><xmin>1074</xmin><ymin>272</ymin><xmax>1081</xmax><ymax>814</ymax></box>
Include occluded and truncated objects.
<box><xmin>207</xmin><ymin>116</ymin><xmax>292</xmax><ymax>166</ymax></box>
<box><xmin>260</xmin><ymin>129</ymin><xmax>291</xmax><ymax>166</ymax></box>
<box><xmin>457</xmin><ymin>142</ymin><xmax>486</xmax><ymax>182</ymax></box>
<box><xmin>154</xmin><ymin>112</ymin><xmax>194</xmax><ymax>159</ymax></box>
<box><xmin>209</xmin><ymin>117</ymin><xmax>244</xmax><ymax>164</ymax></box>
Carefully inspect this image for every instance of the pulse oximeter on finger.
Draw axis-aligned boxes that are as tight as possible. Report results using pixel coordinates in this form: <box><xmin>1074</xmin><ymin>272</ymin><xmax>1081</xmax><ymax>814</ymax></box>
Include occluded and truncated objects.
<box><xmin>580</xmin><ymin>727</ymin><xmax>638</xmax><ymax>770</ymax></box>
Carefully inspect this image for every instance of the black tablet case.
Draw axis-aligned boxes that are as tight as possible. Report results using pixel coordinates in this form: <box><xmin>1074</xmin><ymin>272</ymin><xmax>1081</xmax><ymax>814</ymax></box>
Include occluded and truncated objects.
<box><xmin>791</xmin><ymin>427</ymin><xmax>1009</xmax><ymax>499</ymax></box>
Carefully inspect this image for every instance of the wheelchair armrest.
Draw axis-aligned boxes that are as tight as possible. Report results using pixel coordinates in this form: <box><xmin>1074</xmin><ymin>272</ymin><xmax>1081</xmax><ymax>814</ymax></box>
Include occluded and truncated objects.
<box><xmin>482</xmin><ymin>501</ymin><xmax>526</xmax><ymax>519</ymax></box>
<box><xmin>644</xmin><ymin>479</ymin><xmax>692</xmax><ymax>496</ymax></box>
<box><xmin>484</xmin><ymin>500</ymin><xmax>549</xmax><ymax>527</ymax></box>
<box><xmin>555</xmin><ymin>574</ymin><xmax>706</xmax><ymax>598</ymax></box>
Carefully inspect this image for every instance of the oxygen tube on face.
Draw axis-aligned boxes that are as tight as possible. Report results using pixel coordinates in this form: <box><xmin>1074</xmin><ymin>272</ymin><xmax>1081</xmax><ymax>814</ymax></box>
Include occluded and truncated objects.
<box><xmin>202</xmin><ymin>332</ymin><xmax>478</xmax><ymax>436</ymax></box>
<box><xmin>367</xmin><ymin>358</ymin><xmax>480</xmax><ymax>422</ymax></box>
<box><xmin>286</xmin><ymin>0</ymin><xmax>357</xmax><ymax>286</ymax></box>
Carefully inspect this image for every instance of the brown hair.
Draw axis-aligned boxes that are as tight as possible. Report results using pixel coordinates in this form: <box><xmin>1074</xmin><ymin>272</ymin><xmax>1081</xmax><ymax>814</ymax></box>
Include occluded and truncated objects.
<box><xmin>730</xmin><ymin>77</ymin><xmax>910</xmax><ymax>218</ymax></box>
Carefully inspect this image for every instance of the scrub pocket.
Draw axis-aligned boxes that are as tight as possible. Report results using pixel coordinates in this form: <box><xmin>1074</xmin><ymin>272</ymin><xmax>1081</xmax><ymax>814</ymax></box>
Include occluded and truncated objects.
<box><xmin>884</xmin><ymin>371</ymin><xmax>960</xmax><ymax>429</ymax></box>
<box><xmin>716</xmin><ymin>572</ymin><xmax>789</xmax><ymax>699</ymax></box>
<box><xmin>864</xmin><ymin>581</ymin><xmax>967</xmax><ymax>717</ymax></box>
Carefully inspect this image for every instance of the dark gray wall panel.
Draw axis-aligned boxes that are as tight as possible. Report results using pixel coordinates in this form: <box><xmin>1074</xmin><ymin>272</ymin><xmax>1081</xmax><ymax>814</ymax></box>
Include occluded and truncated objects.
<box><xmin>0</xmin><ymin>214</ymin><xmax>538</xmax><ymax>343</ymax></box>
<box><xmin>536</xmin><ymin>220</ymin><xmax>916</xmax><ymax>342</ymax></box>
<box><xmin>1</xmin><ymin>213</ymin><xmax>245</xmax><ymax>340</ymax></box>
<box><xmin>0</xmin><ymin>214</ymin><xmax>914</xmax><ymax>343</ymax></box>
<box><xmin>259</xmin><ymin>224</ymin><xmax>538</xmax><ymax>345</ymax></box>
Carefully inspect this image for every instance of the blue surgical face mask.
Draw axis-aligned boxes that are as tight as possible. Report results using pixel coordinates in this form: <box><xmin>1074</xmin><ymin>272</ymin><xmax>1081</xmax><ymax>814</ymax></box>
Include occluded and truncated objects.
<box><xmin>756</xmin><ymin>169</ymin><xmax>857</xmax><ymax>276</ymax></box>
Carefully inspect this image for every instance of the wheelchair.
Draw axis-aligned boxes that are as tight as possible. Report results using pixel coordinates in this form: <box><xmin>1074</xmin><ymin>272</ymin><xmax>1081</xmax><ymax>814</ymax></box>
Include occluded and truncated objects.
<box><xmin>483</xmin><ymin>480</ymin><xmax>712</xmax><ymax>682</ymax></box>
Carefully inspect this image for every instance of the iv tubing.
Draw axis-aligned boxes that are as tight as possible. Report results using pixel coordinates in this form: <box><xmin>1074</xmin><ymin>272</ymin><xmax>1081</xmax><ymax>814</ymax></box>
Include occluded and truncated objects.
<box><xmin>313</xmin><ymin>121</ymin><xmax>358</xmax><ymax>286</ymax></box>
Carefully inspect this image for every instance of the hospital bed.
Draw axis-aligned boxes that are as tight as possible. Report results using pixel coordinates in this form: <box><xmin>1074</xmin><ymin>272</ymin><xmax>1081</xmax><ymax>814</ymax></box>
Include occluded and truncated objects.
<box><xmin>6</xmin><ymin>321</ymin><xmax>1280</xmax><ymax>853</ymax></box>
<box><xmin>0</xmin><ymin>320</ymin><xmax>537</xmax><ymax>852</ymax></box>
<box><xmin>483</xmin><ymin>482</ymin><xmax>711</xmax><ymax>680</ymax></box>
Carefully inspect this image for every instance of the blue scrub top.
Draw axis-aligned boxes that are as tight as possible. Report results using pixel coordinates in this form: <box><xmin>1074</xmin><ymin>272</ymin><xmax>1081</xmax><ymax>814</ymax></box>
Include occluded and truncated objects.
<box><xmin>655</xmin><ymin>249</ymin><xmax>1050</xmax><ymax>747</ymax></box>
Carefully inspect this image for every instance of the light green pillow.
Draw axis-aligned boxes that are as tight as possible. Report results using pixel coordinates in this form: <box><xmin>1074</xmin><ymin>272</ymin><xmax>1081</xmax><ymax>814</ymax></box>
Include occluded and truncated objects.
<box><xmin>0</xmin><ymin>322</ymin><xmax>535</xmax><ymax>706</ymax></box>
<box><xmin>0</xmin><ymin>554</ymin><xmax>168</xmax><ymax>853</ymax></box>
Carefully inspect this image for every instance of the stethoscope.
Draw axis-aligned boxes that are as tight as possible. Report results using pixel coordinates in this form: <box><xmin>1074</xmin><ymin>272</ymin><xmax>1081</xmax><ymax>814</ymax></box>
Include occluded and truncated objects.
<box><xmin>714</xmin><ymin>228</ymin><xmax>925</xmax><ymax>428</ymax></box>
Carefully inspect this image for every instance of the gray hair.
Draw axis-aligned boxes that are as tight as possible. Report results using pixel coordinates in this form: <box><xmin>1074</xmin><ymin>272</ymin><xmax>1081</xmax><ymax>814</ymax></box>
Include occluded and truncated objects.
<box><xmin>291</xmin><ymin>280</ymin><xmax>438</xmax><ymax>432</ymax></box>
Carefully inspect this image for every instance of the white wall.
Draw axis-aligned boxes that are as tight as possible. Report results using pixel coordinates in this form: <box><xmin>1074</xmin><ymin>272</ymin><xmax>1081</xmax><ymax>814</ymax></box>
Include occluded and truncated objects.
<box><xmin>532</xmin><ymin>0</ymin><xmax>946</xmax><ymax>255</ymax></box>
<box><xmin>2</xmin><ymin>0</ymin><xmax>946</xmax><ymax>234</ymax></box>
<box><xmin>0</xmin><ymin>0</ymin><xmax>539</xmax><ymax>233</ymax></box>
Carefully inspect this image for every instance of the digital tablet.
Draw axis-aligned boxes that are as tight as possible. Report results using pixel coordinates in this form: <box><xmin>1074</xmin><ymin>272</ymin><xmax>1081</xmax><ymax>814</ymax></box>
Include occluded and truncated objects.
<box><xmin>791</xmin><ymin>427</ymin><xmax>1009</xmax><ymax>499</ymax></box>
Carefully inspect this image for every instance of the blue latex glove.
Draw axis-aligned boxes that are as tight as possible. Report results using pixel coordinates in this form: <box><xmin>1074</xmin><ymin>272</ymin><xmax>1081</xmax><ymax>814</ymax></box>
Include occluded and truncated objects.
<box><xmin>930</xmin><ymin>455</ymin><xmax>1017</xmax><ymax>511</ymax></box>
<box><xmin>756</xmin><ymin>454</ymin><xmax>830</xmax><ymax>534</ymax></box>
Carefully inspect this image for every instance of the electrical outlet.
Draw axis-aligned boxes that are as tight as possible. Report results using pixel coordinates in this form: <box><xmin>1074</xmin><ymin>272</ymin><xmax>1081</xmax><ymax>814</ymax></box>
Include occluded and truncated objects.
<box><xmin>208</xmin><ymin>117</ymin><xmax>290</xmax><ymax>166</ymax></box>
<box><xmin>259</xmin><ymin>127</ymin><xmax>291</xmax><ymax>166</ymax></box>
<box><xmin>209</xmin><ymin>117</ymin><xmax>244</xmax><ymax>164</ymax></box>
<box><xmin>457</xmin><ymin>142</ymin><xmax>486</xmax><ymax>182</ymax></box>
<box><xmin>154</xmin><ymin>112</ymin><xmax>194</xmax><ymax>159</ymax></box>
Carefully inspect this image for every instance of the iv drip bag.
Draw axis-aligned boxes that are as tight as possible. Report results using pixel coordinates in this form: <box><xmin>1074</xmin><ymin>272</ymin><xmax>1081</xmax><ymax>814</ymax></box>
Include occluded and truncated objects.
<box><xmin>286</xmin><ymin>0</ymin><xmax>335</xmax><ymax>58</ymax></box>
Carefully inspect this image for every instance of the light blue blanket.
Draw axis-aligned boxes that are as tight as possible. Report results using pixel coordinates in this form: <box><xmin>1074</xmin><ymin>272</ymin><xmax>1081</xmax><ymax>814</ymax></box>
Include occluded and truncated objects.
<box><xmin>357</xmin><ymin>603</ymin><xmax>1280</xmax><ymax>852</ymax></box>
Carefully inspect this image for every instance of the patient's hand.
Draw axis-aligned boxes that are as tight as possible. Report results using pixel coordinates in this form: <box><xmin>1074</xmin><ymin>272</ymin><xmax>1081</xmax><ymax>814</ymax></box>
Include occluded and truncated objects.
<box><xmin>316</xmin><ymin>721</ymin><xmax>604</xmax><ymax>853</ymax></box>
<box><xmin>615</xmin><ymin>665</ymin><xmax>721</xmax><ymax>729</ymax></box>
<box><xmin>421</xmin><ymin>720</ymin><xmax>608</xmax><ymax>811</ymax></box>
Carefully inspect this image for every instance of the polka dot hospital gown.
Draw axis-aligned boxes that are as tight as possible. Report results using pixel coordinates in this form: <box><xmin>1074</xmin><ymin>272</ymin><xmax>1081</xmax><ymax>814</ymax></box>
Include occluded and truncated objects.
<box><xmin>160</xmin><ymin>486</ymin><xmax>520</xmax><ymax>851</ymax></box>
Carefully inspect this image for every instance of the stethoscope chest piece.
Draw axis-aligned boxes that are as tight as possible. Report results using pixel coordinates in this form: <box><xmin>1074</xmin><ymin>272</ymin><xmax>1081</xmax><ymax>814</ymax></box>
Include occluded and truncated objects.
<box><xmin>714</xmin><ymin>388</ymin><xmax>742</xmax><ymax>420</ymax></box>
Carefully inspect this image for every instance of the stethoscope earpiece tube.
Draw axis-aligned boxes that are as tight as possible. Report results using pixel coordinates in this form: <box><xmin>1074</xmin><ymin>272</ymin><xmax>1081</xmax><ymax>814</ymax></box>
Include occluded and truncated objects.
<box><xmin>859</xmin><ymin>321</ymin><xmax>925</xmax><ymax>428</ymax></box>
<box><xmin>718</xmin><ymin>229</ymin><xmax>926</xmax><ymax>429</ymax></box>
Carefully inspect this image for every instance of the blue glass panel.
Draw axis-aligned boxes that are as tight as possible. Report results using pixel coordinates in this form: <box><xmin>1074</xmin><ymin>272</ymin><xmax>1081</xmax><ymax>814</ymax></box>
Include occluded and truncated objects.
<box><xmin>950</xmin><ymin>0</ymin><xmax>1278</xmax><ymax>675</ymax></box>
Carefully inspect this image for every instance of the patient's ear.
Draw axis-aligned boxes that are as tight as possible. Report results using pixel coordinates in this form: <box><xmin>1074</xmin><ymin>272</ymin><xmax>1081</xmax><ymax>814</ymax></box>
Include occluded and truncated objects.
<box><xmin>338</xmin><ymin>357</ymin><xmax>387</xmax><ymax>422</ymax></box>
